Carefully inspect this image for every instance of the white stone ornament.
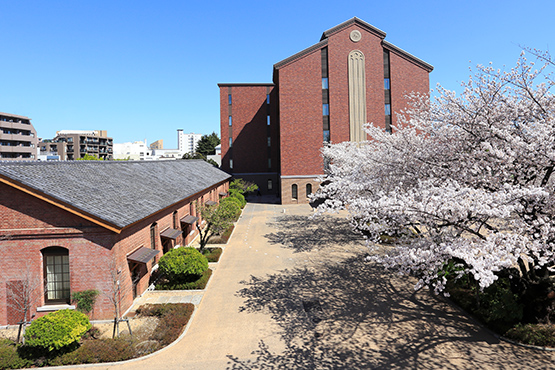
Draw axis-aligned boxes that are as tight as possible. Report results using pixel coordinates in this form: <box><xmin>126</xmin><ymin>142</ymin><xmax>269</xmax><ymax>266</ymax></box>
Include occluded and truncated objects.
<box><xmin>350</xmin><ymin>30</ymin><xmax>362</xmax><ymax>42</ymax></box>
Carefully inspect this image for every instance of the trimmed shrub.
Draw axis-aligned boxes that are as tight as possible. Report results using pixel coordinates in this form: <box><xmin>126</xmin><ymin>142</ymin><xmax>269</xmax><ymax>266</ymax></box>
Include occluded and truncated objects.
<box><xmin>229</xmin><ymin>190</ymin><xmax>246</xmax><ymax>208</ymax></box>
<box><xmin>156</xmin><ymin>269</ymin><xmax>212</xmax><ymax>290</ymax></box>
<box><xmin>158</xmin><ymin>247</ymin><xmax>208</xmax><ymax>282</ymax></box>
<box><xmin>217</xmin><ymin>200</ymin><xmax>241</xmax><ymax>222</ymax></box>
<box><xmin>0</xmin><ymin>339</ymin><xmax>32</xmax><ymax>369</ymax></box>
<box><xmin>24</xmin><ymin>309</ymin><xmax>91</xmax><ymax>352</ymax></box>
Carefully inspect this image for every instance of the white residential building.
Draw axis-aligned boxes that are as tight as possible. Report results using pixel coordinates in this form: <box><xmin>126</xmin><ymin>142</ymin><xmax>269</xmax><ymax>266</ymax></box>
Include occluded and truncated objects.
<box><xmin>113</xmin><ymin>140</ymin><xmax>153</xmax><ymax>160</ymax></box>
<box><xmin>177</xmin><ymin>130</ymin><xmax>202</xmax><ymax>154</ymax></box>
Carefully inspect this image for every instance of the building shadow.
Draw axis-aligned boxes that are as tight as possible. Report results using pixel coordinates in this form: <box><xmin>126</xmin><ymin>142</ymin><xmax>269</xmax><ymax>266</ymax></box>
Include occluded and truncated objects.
<box><xmin>227</xmin><ymin>213</ymin><xmax>555</xmax><ymax>369</ymax></box>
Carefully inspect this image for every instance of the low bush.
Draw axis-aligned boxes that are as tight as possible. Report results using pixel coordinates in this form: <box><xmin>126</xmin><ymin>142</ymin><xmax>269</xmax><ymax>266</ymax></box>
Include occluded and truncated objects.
<box><xmin>48</xmin><ymin>337</ymin><xmax>136</xmax><ymax>366</ymax></box>
<box><xmin>210</xmin><ymin>226</ymin><xmax>234</xmax><ymax>244</ymax></box>
<box><xmin>158</xmin><ymin>247</ymin><xmax>208</xmax><ymax>282</ymax></box>
<box><xmin>505</xmin><ymin>323</ymin><xmax>555</xmax><ymax>347</ymax></box>
<box><xmin>203</xmin><ymin>247</ymin><xmax>222</xmax><ymax>262</ymax></box>
<box><xmin>0</xmin><ymin>339</ymin><xmax>32</xmax><ymax>369</ymax></box>
<box><xmin>136</xmin><ymin>303</ymin><xmax>195</xmax><ymax>346</ymax></box>
<box><xmin>220</xmin><ymin>197</ymin><xmax>242</xmax><ymax>217</ymax></box>
<box><xmin>229</xmin><ymin>190</ymin><xmax>246</xmax><ymax>208</ymax></box>
<box><xmin>24</xmin><ymin>309</ymin><xmax>91</xmax><ymax>352</ymax></box>
<box><xmin>155</xmin><ymin>269</ymin><xmax>212</xmax><ymax>290</ymax></box>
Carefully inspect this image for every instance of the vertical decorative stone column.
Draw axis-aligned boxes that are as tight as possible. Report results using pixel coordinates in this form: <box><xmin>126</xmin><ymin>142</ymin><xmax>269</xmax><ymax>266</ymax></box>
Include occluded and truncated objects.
<box><xmin>348</xmin><ymin>50</ymin><xmax>367</xmax><ymax>142</ymax></box>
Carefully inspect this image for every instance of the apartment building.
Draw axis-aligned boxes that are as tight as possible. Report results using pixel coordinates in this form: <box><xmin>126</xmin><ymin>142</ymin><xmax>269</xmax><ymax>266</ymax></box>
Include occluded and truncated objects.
<box><xmin>0</xmin><ymin>112</ymin><xmax>38</xmax><ymax>160</ymax></box>
<box><xmin>39</xmin><ymin>130</ymin><xmax>113</xmax><ymax>160</ymax></box>
<box><xmin>177</xmin><ymin>130</ymin><xmax>202</xmax><ymax>154</ymax></box>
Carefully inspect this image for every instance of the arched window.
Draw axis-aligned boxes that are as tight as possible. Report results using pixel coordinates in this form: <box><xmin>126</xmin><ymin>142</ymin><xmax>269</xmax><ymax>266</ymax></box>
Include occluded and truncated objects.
<box><xmin>306</xmin><ymin>183</ymin><xmax>312</xmax><ymax>197</ymax></box>
<box><xmin>173</xmin><ymin>211</ymin><xmax>179</xmax><ymax>229</ymax></box>
<box><xmin>42</xmin><ymin>247</ymin><xmax>70</xmax><ymax>304</ymax></box>
<box><xmin>292</xmin><ymin>184</ymin><xmax>298</xmax><ymax>200</ymax></box>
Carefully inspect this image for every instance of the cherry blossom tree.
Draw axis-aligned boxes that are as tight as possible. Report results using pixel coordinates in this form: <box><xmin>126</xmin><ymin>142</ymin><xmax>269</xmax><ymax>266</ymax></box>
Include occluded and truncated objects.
<box><xmin>314</xmin><ymin>52</ymin><xmax>555</xmax><ymax>302</ymax></box>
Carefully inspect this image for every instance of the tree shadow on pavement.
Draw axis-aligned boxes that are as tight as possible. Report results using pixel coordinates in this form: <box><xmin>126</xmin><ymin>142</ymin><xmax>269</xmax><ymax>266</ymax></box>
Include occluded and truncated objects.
<box><xmin>227</xmin><ymin>213</ymin><xmax>555</xmax><ymax>369</ymax></box>
<box><xmin>264</xmin><ymin>214</ymin><xmax>365</xmax><ymax>253</ymax></box>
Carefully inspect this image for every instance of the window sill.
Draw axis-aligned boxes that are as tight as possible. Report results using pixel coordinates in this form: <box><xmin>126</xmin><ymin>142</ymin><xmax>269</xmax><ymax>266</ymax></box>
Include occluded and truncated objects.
<box><xmin>37</xmin><ymin>304</ymin><xmax>75</xmax><ymax>312</ymax></box>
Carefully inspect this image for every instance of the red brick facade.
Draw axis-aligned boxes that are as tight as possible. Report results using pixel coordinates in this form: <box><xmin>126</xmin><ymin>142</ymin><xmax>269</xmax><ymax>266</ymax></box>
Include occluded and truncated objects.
<box><xmin>220</xmin><ymin>18</ymin><xmax>433</xmax><ymax>204</ymax></box>
<box><xmin>0</xmin><ymin>180</ymin><xmax>229</xmax><ymax>325</ymax></box>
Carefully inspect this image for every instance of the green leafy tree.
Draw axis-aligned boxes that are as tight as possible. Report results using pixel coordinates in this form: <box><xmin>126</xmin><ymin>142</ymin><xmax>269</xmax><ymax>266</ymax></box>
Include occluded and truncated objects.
<box><xmin>76</xmin><ymin>154</ymin><xmax>103</xmax><ymax>160</ymax></box>
<box><xmin>230</xmin><ymin>178</ymin><xmax>258</xmax><ymax>195</ymax></box>
<box><xmin>195</xmin><ymin>132</ymin><xmax>220</xmax><ymax>157</ymax></box>
<box><xmin>197</xmin><ymin>202</ymin><xmax>239</xmax><ymax>253</ymax></box>
<box><xmin>181</xmin><ymin>152</ymin><xmax>219</xmax><ymax>167</ymax></box>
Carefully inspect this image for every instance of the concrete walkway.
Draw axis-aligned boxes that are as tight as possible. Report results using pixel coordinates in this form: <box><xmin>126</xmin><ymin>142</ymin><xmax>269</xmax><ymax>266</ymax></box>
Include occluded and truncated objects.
<box><xmin>66</xmin><ymin>203</ymin><xmax>555</xmax><ymax>369</ymax></box>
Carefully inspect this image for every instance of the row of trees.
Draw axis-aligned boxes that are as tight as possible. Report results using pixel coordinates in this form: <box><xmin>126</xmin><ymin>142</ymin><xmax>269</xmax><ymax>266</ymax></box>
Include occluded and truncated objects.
<box><xmin>313</xmin><ymin>51</ymin><xmax>555</xmax><ymax>319</ymax></box>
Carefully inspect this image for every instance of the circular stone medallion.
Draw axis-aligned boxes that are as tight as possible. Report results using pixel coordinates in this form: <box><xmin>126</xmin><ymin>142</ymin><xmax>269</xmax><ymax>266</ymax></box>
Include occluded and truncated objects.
<box><xmin>350</xmin><ymin>30</ymin><xmax>362</xmax><ymax>43</ymax></box>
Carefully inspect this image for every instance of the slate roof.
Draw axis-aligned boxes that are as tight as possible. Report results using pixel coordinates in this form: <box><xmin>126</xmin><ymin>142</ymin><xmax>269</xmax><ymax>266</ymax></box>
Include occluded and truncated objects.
<box><xmin>0</xmin><ymin>160</ymin><xmax>231</xmax><ymax>230</ymax></box>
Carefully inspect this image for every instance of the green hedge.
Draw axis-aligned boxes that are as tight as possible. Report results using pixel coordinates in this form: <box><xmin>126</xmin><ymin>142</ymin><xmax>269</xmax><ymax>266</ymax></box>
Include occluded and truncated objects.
<box><xmin>203</xmin><ymin>247</ymin><xmax>222</xmax><ymax>262</ymax></box>
<box><xmin>158</xmin><ymin>247</ymin><xmax>208</xmax><ymax>282</ymax></box>
<box><xmin>156</xmin><ymin>269</ymin><xmax>212</xmax><ymax>290</ymax></box>
<box><xmin>24</xmin><ymin>309</ymin><xmax>91</xmax><ymax>352</ymax></box>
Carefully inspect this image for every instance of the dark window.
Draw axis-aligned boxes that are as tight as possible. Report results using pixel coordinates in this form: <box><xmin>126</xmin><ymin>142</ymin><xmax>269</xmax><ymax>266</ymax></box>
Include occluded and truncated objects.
<box><xmin>385</xmin><ymin>104</ymin><xmax>391</xmax><ymax>116</ymax></box>
<box><xmin>228</xmin><ymin>94</ymin><xmax>232</xmax><ymax>105</ymax></box>
<box><xmin>268</xmin><ymin>158</ymin><xmax>271</xmax><ymax>169</ymax></box>
<box><xmin>228</xmin><ymin>116</ymin><xmax>232</xmax><ymax>126</ymax></box>
<box><xmin>268</xmin><ymin>179</ymin><xmax>273</xmax><ymax>190</ymax></box>
<box><xmin>323</xmin><ymin>130</ymin><xmax>330</xmax><ymax>143</ymax></box>
<box><xmin>384</xmin><ymin>78</ymin><xmax>390</xmax><ymax>90</ymax></box>
<box><xmin>292</xmin><ymin>184</ymin><xmax>298</xmax><ymax>200</ymax></box>
<box><xmin>229</xmin><ymin>137</ymin><xmax>232</xmax><ymax>147</ymax></box>
<box><xmin>230</xmin><ymin>159</ymin><xmax>233</xmax><ymax>169</ymax></box>
<box><xmin>322</xmin><ymin>77</ymin><xmax>329</xmax><ymax>89</ymax></box>
<box><xmin>267</xmin><ymin>137</ymin><xmax>271</xmax><ymax>147</ymax></box>
<box><xmin>42</xmin><ymin>247</ymin><xmax>70</xmax><ymax>304</ymax></box>
<box><xmin>267</xmin><ymin>116</ymin><xmax>270</xmax><ymax>126</ymax></box>
<box><xmin>173</xmin><ymin>211</ymin><xmax>179</xmax><ymax>229</ymax></box>
<box><xmin>323</xmin><ymin>104</ymin><xmax>329</xmax><ymax>116</ymax></box>
<box><xmin>306</xmin><ymin>184</ymin><xmax>312</xmax><ymax>197</ymax></box>
<box><xmin>150</xmin><ymin>223</ymin><xmax>157</xmax><ymax>249</ymax></box>
<box><xmin>266</xmin><ymin>94</ymin><xmax>270</xmax><ymax>104</ymax></box>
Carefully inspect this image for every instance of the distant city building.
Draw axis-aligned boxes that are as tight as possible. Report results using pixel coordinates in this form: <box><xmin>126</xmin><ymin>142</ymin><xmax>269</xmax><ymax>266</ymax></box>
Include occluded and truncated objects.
<box><xmin>207</xmin><ymin>144</ymin><xmax>222</xmax><ymax>166</ymax></box>
<box><xmin>177</xmin><ymin>130</ymin><xmax>202</xmax><ymax>154</ymax></box>
<box><xmin>39</xmin><ymin>130</ymin><xmax>113</xmax><ymax>160</ymax></box>
<box><xmin>0</xmin><ymin>112</ymin><xmax>38</xmax><ymax>160</ymax></box>
<box><xmin>150</xmin><ymin>139</ymin><xmax>163</xmax><ymax>150</ymax></box>
<box><xmin>113</xmin><ymin>140</ymin><xmax>153</xmax><ymax>160</ymax></box>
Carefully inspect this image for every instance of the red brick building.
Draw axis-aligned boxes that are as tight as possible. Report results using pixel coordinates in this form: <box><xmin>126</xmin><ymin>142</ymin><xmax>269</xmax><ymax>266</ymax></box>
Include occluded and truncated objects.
<box><xmin>219</xmin><ymin>17</ymin><xmax>433</xmax><ymax>204</ymax></box>
<box><xmin>0</xmin><ymin>160</ymin><xmax>230</xmax><ymax>325</ymax></box>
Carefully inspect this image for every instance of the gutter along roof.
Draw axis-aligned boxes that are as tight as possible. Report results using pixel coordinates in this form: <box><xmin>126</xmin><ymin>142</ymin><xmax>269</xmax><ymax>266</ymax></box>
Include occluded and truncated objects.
<box><xmin>0</xmin><ymin>160</ymin><xmax>231</xmax><ymax>232</ymax></box>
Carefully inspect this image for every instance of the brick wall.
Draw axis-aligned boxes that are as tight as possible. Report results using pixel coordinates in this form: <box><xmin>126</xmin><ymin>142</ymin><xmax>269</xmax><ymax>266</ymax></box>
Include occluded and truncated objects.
<box><xmin>0</xmin><ymin>180</ymin><xmax>229</xmax><ymax>325</ymax></box>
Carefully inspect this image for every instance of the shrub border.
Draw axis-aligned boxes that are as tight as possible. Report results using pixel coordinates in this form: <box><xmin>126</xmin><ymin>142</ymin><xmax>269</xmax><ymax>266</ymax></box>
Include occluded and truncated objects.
<box><xmin>434</xmin><ymin>292</ymin><xmax>555</xmax><ymax>352</ymax></box>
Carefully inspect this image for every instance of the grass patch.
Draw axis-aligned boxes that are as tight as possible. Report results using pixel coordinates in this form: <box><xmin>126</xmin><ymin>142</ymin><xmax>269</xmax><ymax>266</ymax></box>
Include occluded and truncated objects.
<box><xmin>155</xmin><ymin>268</ymin><xmax>212</xmax><ymax>290</ymax></box>
<box><xmin>0</xmin><ymin>303</ymin><xmax>194</xmax><ymax>368</ymax></box>
<box><xmin>203</xmin><ymin>247</ymin><xmax>222</xmax><ymax>262</ymax></box>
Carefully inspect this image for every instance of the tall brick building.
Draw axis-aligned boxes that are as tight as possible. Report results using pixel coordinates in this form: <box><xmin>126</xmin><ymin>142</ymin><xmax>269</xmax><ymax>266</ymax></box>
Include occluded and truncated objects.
<box><xmin>219</xmin><ymin>17</ymin><xmax>433</xmax><ymax>204</ymax></box>
<box><xmin>0</xmin><ymin>160</ymin><xmax>230</xmax><ymax>325</ymax></box>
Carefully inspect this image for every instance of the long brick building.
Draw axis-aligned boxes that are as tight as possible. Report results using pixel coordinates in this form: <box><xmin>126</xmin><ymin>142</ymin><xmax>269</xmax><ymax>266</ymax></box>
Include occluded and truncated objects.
<box><xmin>219</xmin><ymin>17</ymin><xmax>433</xmax><ymax>204</ymax></box>
<box><xmin>0</xmin><ymin>160</ymin><xmax>230</xmax><ymax>325</ymax></box>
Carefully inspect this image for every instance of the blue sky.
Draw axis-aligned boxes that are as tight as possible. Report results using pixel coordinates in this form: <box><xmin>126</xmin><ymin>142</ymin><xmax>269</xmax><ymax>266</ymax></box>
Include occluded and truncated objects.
<box><xmin>1</xmin><ymin>1</ymin><xmax>554</xmax><ymax>148</ymax></box>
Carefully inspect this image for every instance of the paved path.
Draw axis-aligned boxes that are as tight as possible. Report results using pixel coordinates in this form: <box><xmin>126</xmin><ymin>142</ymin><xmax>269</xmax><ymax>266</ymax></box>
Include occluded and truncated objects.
<box><xmin>65</xmin><ymin>203</ymin><xmax>555</xmax><ymax>369</ymax></box>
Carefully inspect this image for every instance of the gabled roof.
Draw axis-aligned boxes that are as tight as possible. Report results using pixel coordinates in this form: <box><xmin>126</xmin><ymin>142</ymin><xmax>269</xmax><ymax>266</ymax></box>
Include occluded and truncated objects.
<box><xmin>273</xmin><ymin>17</ymin><xmax>431</xmax><ymax>72</ymax></box>
<box><xmin>320</xmin><ymin>17</ymin><xmax>386</xmax><ymax>41</ymax></box>
<box><xmin>0</xmin><ymin>160</ymin><xmax>231</xmax><ymax>232</ymax></box>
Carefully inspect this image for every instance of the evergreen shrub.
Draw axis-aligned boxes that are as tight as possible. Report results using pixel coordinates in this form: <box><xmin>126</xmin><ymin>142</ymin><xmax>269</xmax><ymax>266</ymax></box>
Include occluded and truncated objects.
<box><xmin>24</xmin><ymin>309</ymin><xmax>91</xmax><ymax>352</ymax></box>
<box><xmin>158</xmin><ymin>247</ymin><xmax>208</xmax><ymax>282</ymax></box>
